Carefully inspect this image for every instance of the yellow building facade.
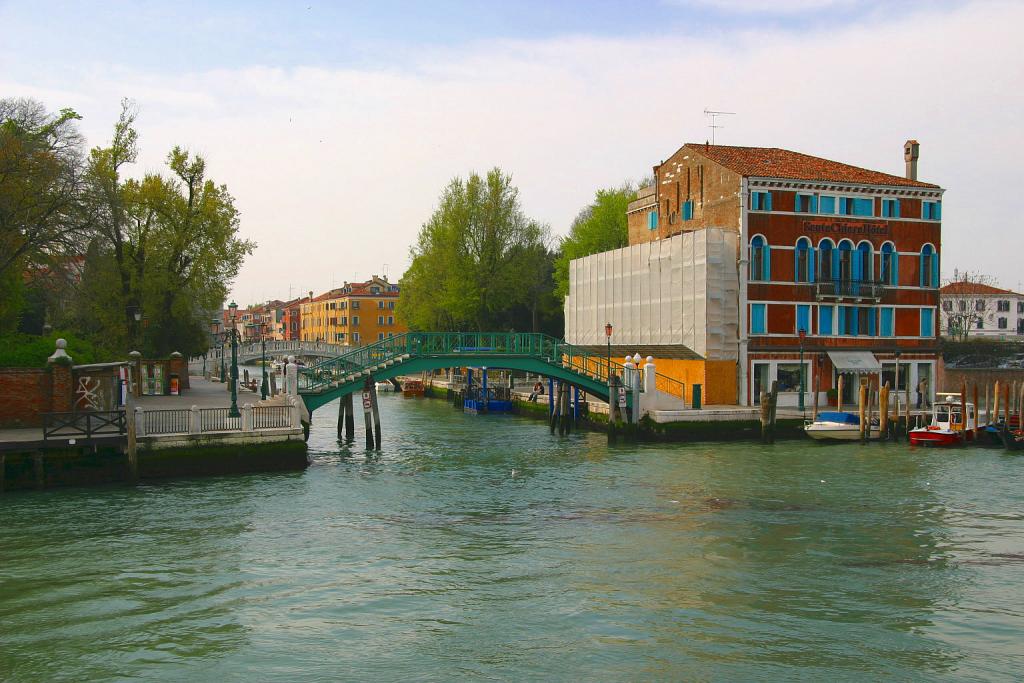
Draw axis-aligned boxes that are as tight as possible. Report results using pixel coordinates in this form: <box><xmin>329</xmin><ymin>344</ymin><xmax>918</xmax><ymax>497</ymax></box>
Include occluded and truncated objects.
<box><xmin>300</xmin><ymin>276</ymin><xmax>407</xmax><ymax>345</ymax></box>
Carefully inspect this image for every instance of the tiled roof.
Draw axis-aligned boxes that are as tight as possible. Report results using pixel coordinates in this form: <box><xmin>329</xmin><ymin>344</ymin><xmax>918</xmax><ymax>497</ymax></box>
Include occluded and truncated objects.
<box><xmin>684</xmin><ymin>143</ymin><xmax>941</xmax><ymax>189</ymax></box>
<box><xmin>940</xmin><ymin>282</ymin><xmax>1018</xmax><ymax>296</ymax></box>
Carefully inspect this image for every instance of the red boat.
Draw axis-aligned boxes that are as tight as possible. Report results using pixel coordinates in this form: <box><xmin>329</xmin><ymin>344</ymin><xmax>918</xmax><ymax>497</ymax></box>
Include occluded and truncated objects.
<box><xmin>909</xmin><ymin>394</ymin><xmax>976</xmax><ymax>447</ymax></box>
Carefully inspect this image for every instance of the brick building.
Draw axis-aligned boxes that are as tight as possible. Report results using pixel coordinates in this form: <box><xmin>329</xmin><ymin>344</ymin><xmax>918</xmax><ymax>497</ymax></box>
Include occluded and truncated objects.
<box><xmin>567</xmin><ymin>140</ymin><xmax>944</xmax><ymax>406</ymax></box>
<box><xmin>300</xmin><ymin>276</ymin><xmax>406</xmax><ymax>345</ymax></box>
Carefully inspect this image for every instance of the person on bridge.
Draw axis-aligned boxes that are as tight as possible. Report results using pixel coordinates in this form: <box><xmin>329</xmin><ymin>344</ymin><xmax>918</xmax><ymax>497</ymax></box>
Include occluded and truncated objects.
<box><xmin>528</xmin><ymin>381</ymin><xmax>544</xmax><ymax>402</ymax></box>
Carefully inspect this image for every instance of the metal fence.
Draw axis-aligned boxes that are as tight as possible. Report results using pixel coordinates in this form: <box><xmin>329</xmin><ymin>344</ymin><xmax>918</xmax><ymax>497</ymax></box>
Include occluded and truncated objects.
<box><xmin>144</xmin><ymin>408</ymin><xmax>191</xmax><ymax>435</ymax></box>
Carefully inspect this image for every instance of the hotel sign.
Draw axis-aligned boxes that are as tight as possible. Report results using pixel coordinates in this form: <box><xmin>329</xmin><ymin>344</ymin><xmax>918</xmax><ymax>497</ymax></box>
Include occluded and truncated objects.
<box><xmin>803</xmin><ymin>219</ymin><xmax>890</xmax><ymax>237</ymax></box>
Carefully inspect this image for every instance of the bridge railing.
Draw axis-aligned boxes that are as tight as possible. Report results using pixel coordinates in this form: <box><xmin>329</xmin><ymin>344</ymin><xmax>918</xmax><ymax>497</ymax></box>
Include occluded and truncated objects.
<box><xmin>297</xmin><ymin>332</ymin><xmax>687</xmax><ymax>399</ymax></box>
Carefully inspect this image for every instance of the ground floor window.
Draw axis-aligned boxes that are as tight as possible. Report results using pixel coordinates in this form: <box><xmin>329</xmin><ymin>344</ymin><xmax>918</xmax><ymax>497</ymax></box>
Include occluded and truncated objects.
<box><xmin>776</xmin><ymin>363</ymin><xmax>805</xmax><ymax>393</ymax></box>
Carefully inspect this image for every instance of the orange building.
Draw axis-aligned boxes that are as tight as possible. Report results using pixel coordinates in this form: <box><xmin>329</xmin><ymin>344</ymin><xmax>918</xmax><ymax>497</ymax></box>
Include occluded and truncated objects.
<box><xmin>300</xmin><ymin>276</ymin><xmax>406</xmax><ymax>345</ymax></box>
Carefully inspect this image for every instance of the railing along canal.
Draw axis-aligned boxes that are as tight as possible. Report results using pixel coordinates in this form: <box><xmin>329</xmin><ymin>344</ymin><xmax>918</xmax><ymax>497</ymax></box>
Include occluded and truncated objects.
<box><xmin>43</xmin><ymin>410</ymin><xmax>127</xmax><ymax>441</ymax></box>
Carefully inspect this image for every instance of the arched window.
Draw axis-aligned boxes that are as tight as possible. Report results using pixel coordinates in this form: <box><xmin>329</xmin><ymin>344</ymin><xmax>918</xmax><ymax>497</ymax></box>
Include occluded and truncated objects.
<box><xmin>819</xmin><ymin>239</ymin><xmax>834</xmax><ymax>281</ymax></box>
<box><xmin>879</xmin><ymin>242</ymin><xmax>898</xmax><ymax>286</ymax></box>
<box><xmin>837</xmin><ymin>240</ymin><xmax>854</xmax><ymax>282</ymax></box>
<box><xmin>920</xmin><ymin>244</ymin><xmax>938</xmax><ymax>288</ymax></box>
<box><xmin>856</xmin><ymin>241</ymin><xmax>872</xmax><ymax>282</ymax></box>
<box><xmin>750</xmin><ymin>235</ymin><xmax>770</xmax><ymax>281</ymax></box>
<box><xmin>795</xmin><ymin>237</ymin><xmax>814</xmax><ymax>283</ymax></box>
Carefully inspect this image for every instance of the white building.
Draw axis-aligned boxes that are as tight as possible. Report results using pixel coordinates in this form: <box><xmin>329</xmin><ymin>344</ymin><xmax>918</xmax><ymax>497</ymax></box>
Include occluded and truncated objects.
<box><xmin>940</xmin><ymin>282</ymin><xmax>1024</xmax><ymax>340</ymax></box>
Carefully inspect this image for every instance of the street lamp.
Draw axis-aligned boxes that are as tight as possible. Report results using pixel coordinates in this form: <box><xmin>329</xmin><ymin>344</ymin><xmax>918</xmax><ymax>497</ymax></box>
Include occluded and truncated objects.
<box><xmin>228</xmin><ymin>301</ymin><xmax>240</xmax><ymax>418</ymax></box>
<box><xmin>211</xmin><ymin>317</ymin><xmax>224</xmax><ymax>382</ymax></box>
<box><xmin>260</xmin><ymin>321</ymin><xmax>269</xmax><ymax>400</ymax></box>
<box><xmin>798</xmin><ymin>328</ymin><xmax>807</xmax><ymax>415</ymax></box>
<box><xmin>604</xmin><ymin>322</ymin><xmax>613</xmax><ymax>381</ymax></box>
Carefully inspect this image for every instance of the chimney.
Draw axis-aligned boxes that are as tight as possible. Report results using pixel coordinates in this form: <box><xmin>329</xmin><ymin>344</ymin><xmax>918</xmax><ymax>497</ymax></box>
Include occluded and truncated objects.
<box><xmin>904</xmin><ymin>139</ymin><xmax>920</xmax><ymax>181</ymax></box>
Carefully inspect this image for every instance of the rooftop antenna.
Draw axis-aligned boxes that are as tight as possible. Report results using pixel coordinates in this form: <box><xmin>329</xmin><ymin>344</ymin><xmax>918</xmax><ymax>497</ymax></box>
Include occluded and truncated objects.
<box><xmin>382</xmin><ymin>263</ymin><xmax>389</xmax><ymax>281</ymax></box>
<box><xmin>704</xmin><ymin>108</ymin><xmax>736</xmax><ymax>145</ymax></box>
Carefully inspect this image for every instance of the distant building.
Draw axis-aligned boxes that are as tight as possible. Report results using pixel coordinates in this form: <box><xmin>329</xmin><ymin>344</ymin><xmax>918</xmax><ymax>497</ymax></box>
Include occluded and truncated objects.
<box><xmin>300</xmin><ymin>276</ymin><xmax>405</xmax><ymax>345</ymax></box>
<box><xmin>940</xmin><ymin>282</ymin><xmax>1024</xmax><ymax>340</ymax></box>
<box><xmin>567</xmin><ymin>140</ymin><xmax>944</xmax><ymax>406</ymax></box>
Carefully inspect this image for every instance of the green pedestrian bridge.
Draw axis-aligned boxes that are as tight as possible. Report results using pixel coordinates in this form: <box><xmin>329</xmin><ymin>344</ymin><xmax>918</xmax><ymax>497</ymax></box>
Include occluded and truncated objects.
<box><xmin>297</xmin><ymin>332</ymin><xmax>680</xmax><ymax>414</ymax></box>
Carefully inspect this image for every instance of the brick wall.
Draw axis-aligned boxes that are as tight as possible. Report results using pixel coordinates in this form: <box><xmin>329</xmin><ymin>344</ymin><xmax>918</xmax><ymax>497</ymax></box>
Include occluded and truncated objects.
<box><xmin>0</xmin><ymin>368</ymin><xmax>52</xmax><ymax>428</ymax></box>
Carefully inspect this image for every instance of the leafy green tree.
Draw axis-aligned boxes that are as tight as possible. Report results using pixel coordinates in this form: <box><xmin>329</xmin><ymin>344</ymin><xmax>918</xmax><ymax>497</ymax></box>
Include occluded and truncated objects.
<box><xmin>399</xmin><ymin>168</ymin><xmax>552</xmax><ymax>332</ymax></box>
<box><xmin>76</xmin><ymin>102</ymin><xmax>254</xmax><ymax>356</ymax></box>
<box><xmin>553</xmin><ymin>183</ymin><xmax>638</xmax><ymax>300</ymax></box>
<box><xmin>0</xmin><ymin>98</ymin><xmax>88</xmax><ymax>331</ymax></box>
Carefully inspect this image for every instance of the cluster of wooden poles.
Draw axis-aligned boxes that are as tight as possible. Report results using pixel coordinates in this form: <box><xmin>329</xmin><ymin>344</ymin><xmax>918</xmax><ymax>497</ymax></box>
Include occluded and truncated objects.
<box><xmin>549</xmin><ymin>380</ymin><xmax>575</xmax><ymax>435</ymax></box>
<box><xmin>972</xmin><ymin>378</ymin><xmax>1024</xmax><ymax>429</ymax></box>
<box><xmin>337</xmin><ymin>377</ymin><xmax>382</xmax><ymax>448</ymax></box>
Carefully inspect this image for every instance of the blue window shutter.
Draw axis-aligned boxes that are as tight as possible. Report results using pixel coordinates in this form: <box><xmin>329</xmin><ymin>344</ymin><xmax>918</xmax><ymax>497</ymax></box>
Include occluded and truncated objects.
<box><xmin>763</xmin><ymin>245</ymin><xmax>771</xmax><ymax>281</ymax></box>
<box><xmin>919</xmin><ymin>252</ymin><xmax>926</xmax><ymax>286</ymax></box>
<box><xmin>808</xmin><ymin>247</ymin><xmax>815</xmax><ymax>283</ymax></box>
<box><xmin>868</xmin><ymin>309</ymin><xmax>877</xmax><ymax>336</ymax></box>
<box><xmin>810</xmin><ymin>195</ymin><xmax>818</xmax><ymax>213</ymax></box>
<box><xmin>881</xmin><ymin>308</ymin><xmax>893</xmax><ymax>337</ymax></box>
<box><xmin>797</xmin><ymin>305</ymin><xmax>810</xmax><ymax>334</ymax></box>
<box><xmin>819</xmin><ymin>306</ymin><xmax>832</xmax><ymax>335</ymax></box>
<box><xmin>832</xmin><ymin>248</ymin><xmax>840</xmax><ymax>281</ymax></box>
<box><xmin>935</xmin><ymin>202</ymin><xmax>941</xmax><ymax>220</ymax></box>
<box><xmin>820</xmin><ymin>196</ymin><xmax>834</xmax><ymax>214</ymax></box>
<box><xmin>932</xmin><ymin>253</ymin><xmax>939</xmax><ymax>288</ymax></box>
<box><xmin>751</xmin><ymin>304</ymin><xmax>766</xmax><ymax>334</ymax></box>
<box><xmin>921</xmin><ymin>308</ymin><xmax>934</xmax><ymax>337</ymax></box>
<box><xmin>851</xmin><ymin>249</ymin><xmax>861</xmax><ymax>282</ymax></box>
<box><xmin>850</xmin><ymin>307</ymin><xmax>859</xmax><ymax>336</ymax></box>
<box><xmin>892</xmin><ymin>251</ymin><xmax>899</xmax><ymax>286</ymax></box>
<box><xmin>893</xmin><ymin>200</ymin><xmax>900</xmax><ymax>218</ymax></box>
<box><xmin>765</xmin><ymin>192</ymin><xmax>772</xmax><ymax>212</ymax></box>
<box><xmin>837</xmin><ymin>307</ymin><xmax>846</xmax><ymax>335</ymax></box>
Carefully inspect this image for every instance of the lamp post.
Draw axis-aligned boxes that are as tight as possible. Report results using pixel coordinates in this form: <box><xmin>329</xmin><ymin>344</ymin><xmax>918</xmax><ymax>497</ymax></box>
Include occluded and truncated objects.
<box><xmin>799</xmin><ymin>328</ymin><xmax>807</xmax><ymax>415</ymax></box>
<box><xmin>260</xmin><ymin>321</ymin><xmax>269</xmax><ymax>400</ymax></box>
<box><xmin>211</xmin><ymin>317</ymin><xmax>225</xmax><ymax>382</ymax></box>
<box><xmin>604</xmin><ymin>322</ymin><xmax>613</xmax><ymax>381</ymax></box>
<box><xmin>228</xmin><ymin>301</ymin><xmax>240</xmax><ymax>418</ymax></box>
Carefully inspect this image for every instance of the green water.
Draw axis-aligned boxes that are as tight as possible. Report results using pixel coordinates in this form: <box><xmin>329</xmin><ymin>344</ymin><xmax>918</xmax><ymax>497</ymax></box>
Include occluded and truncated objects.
<box><xmin>2</xmin><ymin>397</ymin><xmax>1023</xmax><ymax>682</ymax></box>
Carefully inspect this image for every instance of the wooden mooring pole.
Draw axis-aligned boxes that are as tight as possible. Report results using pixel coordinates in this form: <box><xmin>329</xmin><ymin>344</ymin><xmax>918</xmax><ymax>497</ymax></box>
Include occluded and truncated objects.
<box><xmin>880</xmin><ymin>381</ymin><xmax>890</xmax><ymax>440</ymax></box>
<box><xmin>370</xmin><ymin>381</ymin><xmax>382</xmax><ymax>450</ymax></box>
<box><xmin>344</xmin><ymin>393</ymin><xmax>355</xmax><ymax>441</ymax></box>
<box><xmin>994</xmin><ymin>380</ymin><xmax>1001</xmax><ymax>425</ymax></box>
<box><xmin>362</xmin><ymin>378</ymin><xmax>374</xmax><ymax>449</ymax></box>
<box><xmin>858</xmin><ymin>382</ymin><xmax>868</xmax><ymax>442</ymax></box>
<box><xmin>338</xmin><ymin>395</ymin><xmax>346</xmax><ymax>439</ymax></box>
<box><xmin>550</xmin><ymin>381</ymin><xmax>563</xmax><ymax>434</ymax></box>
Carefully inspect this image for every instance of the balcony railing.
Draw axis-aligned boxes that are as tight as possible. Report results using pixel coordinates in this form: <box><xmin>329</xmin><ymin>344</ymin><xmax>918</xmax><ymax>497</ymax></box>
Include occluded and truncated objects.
<box><xmin>814</xmin><ymin>279</ymin><xmax>886</xmax><ymax>302</ymax></box>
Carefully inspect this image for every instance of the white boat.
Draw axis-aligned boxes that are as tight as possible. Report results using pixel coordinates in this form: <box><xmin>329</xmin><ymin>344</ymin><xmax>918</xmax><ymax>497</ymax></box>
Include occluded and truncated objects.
<box><xmin>376</xmin><ymin>381</ymin><xmax>397</xmax><ymax>392</ymax></box>
<box><xmin>804</xmin><ymin>411</ymin><xmax>879</xmax><ymax>441</ymax></box>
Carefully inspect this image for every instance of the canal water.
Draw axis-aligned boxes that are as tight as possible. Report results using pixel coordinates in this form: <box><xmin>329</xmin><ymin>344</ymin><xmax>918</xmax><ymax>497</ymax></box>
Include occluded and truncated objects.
<box><xmin>2</xmin><ymin>396</ymin><xmax>1023</xmax><ymax>681</ymax></box>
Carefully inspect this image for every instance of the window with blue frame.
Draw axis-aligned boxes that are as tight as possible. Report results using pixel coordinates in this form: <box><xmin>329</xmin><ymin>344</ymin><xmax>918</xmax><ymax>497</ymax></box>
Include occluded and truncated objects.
<box><xmin>881</xmin><ymin>198</ymin><xmax>900</xmax><ymax>218</ymax></box>
<box><xmin>920</xmin><ymin>308</ymin><xmax>934</xmax><ymax>336</ymax></box>
<box><xmin>880</xmin><ymin>307</ymin><xmax>894</xmax><ymax>337</ymax></box>
<box><xmin>920</xmin><ymin>245</ymin><xmax>938</xmax><ymax>287</ymax></box>
<box><xmin>819</xmin><ymin>195</ymin><xmax>836</xmax><ymax>214</ymax></box>
<box><xmin>681</xmin><ymin>200</ymin><xmax>693</xmax><ymax>221</ymax></box>
<box><xmin>751</xmin><ymin>304</ymin><xmax>766</xmax><ymax>334</ymax></box>
<box><xmin>750</xmin><ymin>236</ymin><xmax>770</xmax><ymax>281</ymax></box>
<box><xmin>856</xmin><ymin>242</ymin><xmax>872</xmax><ymax>281</ymax></box>
<box><xmin>795</xmin><ymin>237</ymin><xmax>814</xmax><ymax>282</ymax></box>
<box><xmin>879</xmin><ymin>243</ymin><xmax>898</xmax><ymax>285</ymax></box>
<box><xmin>839</xmin><ymin>196</ymin><xmax>873</xmax><ymax>216</ymax></box>
<box><xmin>750</xmin><ymin>191</ymin><xmax>772</xmax><ymax>211</ymax></box>
<box><xmin>819</xmin><ymin>239</ymin><xmax>834</xmax><ymax>280</ymax></box>
<box><xmin>819</xmin><ymin>305</ymin><xmax>834</xmax><ymax>335</ymax></box>
<box><xmin>795</xmin><ymin>193</ymin><xmax>817</xmax><ymax>213</ymax></box>
<box><xmin>647</xmin><ymin>211</ymin><xmax>658</xmax><ymax>230</ymax></box>
<box><xmin>922</xmin><ymin>201</ymin><xmax>942</xmax><ymax>220</ymax></box>
<box><xmin>796</xmin><ymin>304</ymin><xmax>810</xmax><ymax>335</ymax></box>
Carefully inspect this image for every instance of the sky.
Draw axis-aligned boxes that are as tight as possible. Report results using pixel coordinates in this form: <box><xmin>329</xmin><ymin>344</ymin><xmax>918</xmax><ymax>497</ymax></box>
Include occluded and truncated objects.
<box><xmin>2</xmin><ymin>0</ymin><xmax>1022</xmax><ymax>303</ymax></box>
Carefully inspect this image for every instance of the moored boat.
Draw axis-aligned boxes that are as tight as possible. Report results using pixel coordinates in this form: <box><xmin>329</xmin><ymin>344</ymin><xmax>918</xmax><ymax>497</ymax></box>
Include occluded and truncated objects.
<box><xmin>402</xmin><ymin>379</ymin><xmax>425</xmax><ymax>398</ymax></box>
<box><xmin>909</xmin><ymin>393</ymin><xmax>976</xmax><ymax>447</ymax></box>
<box><xmin>804</xmin><ymin>411</ymin><xmax>879</xmax><ymax>441</ymax></box>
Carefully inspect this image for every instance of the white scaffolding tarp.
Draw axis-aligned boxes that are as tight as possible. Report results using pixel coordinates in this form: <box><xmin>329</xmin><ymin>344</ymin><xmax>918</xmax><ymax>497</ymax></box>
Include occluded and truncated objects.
<box><xmin>564</xmin><ymin>229</ymin><xmax>738</xmax><ymax>360</ymax></box>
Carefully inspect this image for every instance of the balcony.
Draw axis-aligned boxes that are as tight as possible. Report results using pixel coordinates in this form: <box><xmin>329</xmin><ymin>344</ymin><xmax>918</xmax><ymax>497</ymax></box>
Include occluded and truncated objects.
<box><xmin>814</xmin><ymin>279</ymin><xmax>886</xmax><ymax>302</ymax></box>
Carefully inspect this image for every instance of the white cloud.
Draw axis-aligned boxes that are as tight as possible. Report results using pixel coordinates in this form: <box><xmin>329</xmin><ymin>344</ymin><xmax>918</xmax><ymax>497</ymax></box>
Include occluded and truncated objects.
<box><xmin>2</xmin><ymin>0</ymin><xmax>1022</xmax><ymax>301</ymax></box>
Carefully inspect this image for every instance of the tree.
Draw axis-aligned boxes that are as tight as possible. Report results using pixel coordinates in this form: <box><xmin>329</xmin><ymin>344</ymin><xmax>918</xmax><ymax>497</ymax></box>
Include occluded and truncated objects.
<box><xmin>76</xmin><ymin>102</ymin><xmax>254</xmax><ymax>356</ymax></box>
<box><xmin>0</xmin><ymin>98</ymin><xmax>88</xmax><ymax>331</ymax></box>
<box><xmin>941</xmin><ymin>269</ymin><xmax>1002</xmax><ymax>341</ymax></box>
<box><xmin>398</xmin><ymin>168</ymin><xmax>552</xmax><ymax>332</ymax></box>
<box><xmin>553</xmin><ymin>182</ymin><xmax>638</xmax><ymax>300</ymax></box>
